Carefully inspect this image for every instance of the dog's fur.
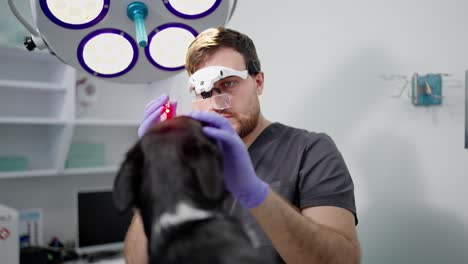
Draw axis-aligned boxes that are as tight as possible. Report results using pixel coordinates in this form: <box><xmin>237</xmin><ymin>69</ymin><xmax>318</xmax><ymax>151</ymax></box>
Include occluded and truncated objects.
<box><xmin>113</xmin><ymin>116</ymin><xmax>266</xmax><ymax>264</ymax></box>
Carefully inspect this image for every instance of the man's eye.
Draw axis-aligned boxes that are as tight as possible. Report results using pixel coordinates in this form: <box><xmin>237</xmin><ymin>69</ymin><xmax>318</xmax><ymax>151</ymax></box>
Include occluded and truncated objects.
<box><xmin>221</xmin><ymin>81</ymin><xmax>236</xmax><ymax>89</ymax></box>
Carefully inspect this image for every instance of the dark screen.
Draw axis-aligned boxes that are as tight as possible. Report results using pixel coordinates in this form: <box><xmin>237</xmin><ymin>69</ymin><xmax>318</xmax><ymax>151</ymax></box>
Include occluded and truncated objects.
<box><xmin>77</xmin><ymin>190</ymin><xmax>133</xmax><ymax>247</ymax></box>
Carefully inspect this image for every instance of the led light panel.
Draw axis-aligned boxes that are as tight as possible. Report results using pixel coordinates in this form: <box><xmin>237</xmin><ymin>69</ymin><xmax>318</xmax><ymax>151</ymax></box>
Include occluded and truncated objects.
<box><xmin>164</xmin><ymin>0</ymin><xmax>221</xmax><ymax>19</ymax></box>
<box><xmin>40</xmin><ymin>0</ymin><xmax>110</xmax><ymax>29</ymax></box>
<box><xmin>145</xmin><ymin>23</ymin><xmax>197</xmax><ymax>71</ymax></box>
<box><xmin>77</xmin><ymin>29</ymin><xmax>138</xmax><ymax>77</ymax></box>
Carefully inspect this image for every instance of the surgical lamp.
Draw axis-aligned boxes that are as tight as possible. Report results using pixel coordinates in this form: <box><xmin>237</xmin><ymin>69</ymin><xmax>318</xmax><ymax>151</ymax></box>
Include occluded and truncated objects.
<box><xmin>8</xmin><ymin>0</ymin><xmax>237</xmax><ymax>84</ymax></box>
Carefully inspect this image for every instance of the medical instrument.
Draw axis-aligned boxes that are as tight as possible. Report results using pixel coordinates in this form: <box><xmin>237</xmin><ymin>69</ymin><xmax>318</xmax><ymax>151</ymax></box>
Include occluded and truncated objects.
<box><xmin>138</xmin><ymin>94</ymin><xmax>176</xmax><ymax>138</ymax></box>
<box><xmin>161</xmin><ymin>101</ymin><xmax>176</xmax><ymax>121</ymax></box>
<box><xmin>189</xmin><ymin>66</ymin><xmax>248</xmax><ymax>94</ymax></box>
<box><xmin>192</xmin><ymin>93</ymin><xmax>231</xmax><ymax>111</ymax></box>
<box><xmin>188</xmin><ymin>66</ymin><xmax>247</xmax><ymax>110</ymax></box>
<box><xmin>8</xmin><ymin>0</ymin><xmax>238</xmax><ymax>84</ymax></box>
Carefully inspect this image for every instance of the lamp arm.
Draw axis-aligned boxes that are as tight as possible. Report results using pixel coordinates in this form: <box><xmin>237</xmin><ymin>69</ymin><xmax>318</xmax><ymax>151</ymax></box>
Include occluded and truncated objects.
<box><xmin>228</xmin><ymin>0</ymin><xmax>238</xmax><ymax>22</ymax></box>
<box><xmin>7</xmin><ymin>0</ymin><xmax>40</xmax><ymax>37</ymax></box>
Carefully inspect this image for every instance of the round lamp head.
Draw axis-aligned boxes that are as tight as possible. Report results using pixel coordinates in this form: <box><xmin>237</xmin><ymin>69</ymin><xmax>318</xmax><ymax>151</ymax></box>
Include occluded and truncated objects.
<box><xmin>163</xmin><ymin>0</ymin><xmax>222</xmax><ymax>19</ymax></box>
<box><xmin>145</xmin><ymin>23</ymin><xmax>197</xmax><ymax>71</ymax></box>
<box><xmin>77</xmin><ymin>28</ymin><xmax>138</xmax><ymax>78</ymax></box>
<box><xmin>40</xmin><ymin>0</ymin><xmax>110</xmax><ymax>29</ymax></box>
<box><xmin>34</xmin><ymin>0</ymin><xmax>233</xmax><ymax>84</ymax></box>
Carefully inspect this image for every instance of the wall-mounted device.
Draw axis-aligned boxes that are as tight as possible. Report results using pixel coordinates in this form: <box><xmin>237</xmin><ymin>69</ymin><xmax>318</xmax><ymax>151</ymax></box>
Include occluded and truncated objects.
<box><xmin>0</xmin><ymin>204</ymin><xmax>19</xmax><ymax>264</ymax></box>
<box><xmin>411</xmin><ymin>73</ymin><xmax>444</xmax><ymax>106</ymax></box>
<box><xmin>465</xmin><ymin>71</ymin><xmax>468</xmax><ymax>149</ymax></box>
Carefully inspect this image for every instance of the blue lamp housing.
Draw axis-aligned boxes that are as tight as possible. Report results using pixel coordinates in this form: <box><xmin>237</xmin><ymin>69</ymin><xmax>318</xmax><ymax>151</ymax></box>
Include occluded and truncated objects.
<box><xmin>127</xmin><ymin>2</ymin><xmax>149</xmax><ymax>48</ymax></box>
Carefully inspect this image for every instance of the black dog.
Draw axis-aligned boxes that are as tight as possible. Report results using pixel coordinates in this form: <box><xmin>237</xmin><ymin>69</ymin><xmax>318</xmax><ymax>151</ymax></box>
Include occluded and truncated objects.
<box><xmin>113</xmin><ymin>116</ymin><xmax>266</xmax><ymax>264</ymax></box>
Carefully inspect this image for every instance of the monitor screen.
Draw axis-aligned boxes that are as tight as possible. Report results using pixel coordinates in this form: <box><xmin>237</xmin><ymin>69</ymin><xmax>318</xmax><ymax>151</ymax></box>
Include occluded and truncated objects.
<box><xmin>76</xmin><ymin>189</ymin><xmax>133</xmax><ymax>254</ymax></box>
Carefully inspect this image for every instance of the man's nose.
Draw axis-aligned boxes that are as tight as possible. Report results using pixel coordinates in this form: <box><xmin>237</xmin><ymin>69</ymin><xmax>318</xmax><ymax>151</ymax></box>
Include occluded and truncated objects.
<box><xmin>207</xmin><ymin>98</ymin><xmax>219</xmax><ymax>112</ymax></box>
<box><xmin>211</xmin><ymin>87</ymin><xmax>222</xmax><ymax>96</ymax></box>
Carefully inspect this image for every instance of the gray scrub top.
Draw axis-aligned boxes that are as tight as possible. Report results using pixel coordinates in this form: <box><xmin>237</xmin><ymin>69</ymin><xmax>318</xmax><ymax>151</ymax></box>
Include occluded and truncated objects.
<box><xmin>225</xmin><ymin>122</ymin><xmax>357</xmax><ymax>263</ymax></box>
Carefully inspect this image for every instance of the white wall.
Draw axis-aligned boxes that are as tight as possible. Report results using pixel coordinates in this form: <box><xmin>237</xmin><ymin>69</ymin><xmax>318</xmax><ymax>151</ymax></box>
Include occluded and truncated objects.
<box><xmin>222</xmin><ymin>0</ymin><xmax>468</xmax><ymax>263</ymax></box>
<box><xmin>1</xmin><ymin>0</ymin><xmax>468</xmax><ymax>263</ymax></box>
<box><xmin>0</xmin><ymin>0</ymin><xmax>31</xmax><ymax>46</ymax></box>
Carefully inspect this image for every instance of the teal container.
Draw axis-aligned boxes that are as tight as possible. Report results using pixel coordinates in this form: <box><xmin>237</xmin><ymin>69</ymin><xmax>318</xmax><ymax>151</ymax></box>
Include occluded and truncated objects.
<box><xmin>66</xmin><ymin>143</ymin><xmax>105</xmax><ymax>168</ymax></box>
<box><xmin>0</xmin><ymin>156</ymin><xmax>28</xmax><ymax>172</ymax></box>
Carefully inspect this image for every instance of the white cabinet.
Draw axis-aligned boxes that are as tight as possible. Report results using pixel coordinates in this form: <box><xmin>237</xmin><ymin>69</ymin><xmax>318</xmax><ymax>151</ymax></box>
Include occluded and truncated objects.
<box><xmin>0</xmin><ymin>124</ymin><xmax>66</xmax><ymax>178</ymax></box>
<box><xmin>63</xmin><ymin>125</ymin><xmax>138</xmax><ymax>175</ymax></box>
<box><xmin>0</xmin><ymin>46</ymin><xmax>73</xmax><ymax>179</ymax></box>
<box><xmin>0</xmin><ymin>45</ymin><xmax>157</xmax><ymax>179</ymax></box>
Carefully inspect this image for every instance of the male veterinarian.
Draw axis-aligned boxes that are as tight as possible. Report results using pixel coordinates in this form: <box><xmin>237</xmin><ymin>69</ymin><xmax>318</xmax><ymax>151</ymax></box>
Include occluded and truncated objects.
<box><xmin>126</xmin><ymin>27</ymin><xmax>360</xmax><ymax>264</ymax></box>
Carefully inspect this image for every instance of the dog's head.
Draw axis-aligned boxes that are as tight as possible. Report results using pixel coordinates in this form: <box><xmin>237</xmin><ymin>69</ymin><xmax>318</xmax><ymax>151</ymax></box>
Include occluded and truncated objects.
<box><xmin>113</xmin><ymin>116</ymin><xmax>225</xmax><ymax>242</ymax></box>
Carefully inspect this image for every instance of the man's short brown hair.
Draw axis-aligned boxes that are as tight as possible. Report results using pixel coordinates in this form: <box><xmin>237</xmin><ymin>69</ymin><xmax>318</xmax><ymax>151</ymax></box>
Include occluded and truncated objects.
<box><xmin>185</xmin><ymin>27</ymin><xmax>261</xmax><ymax>76</ymax></box>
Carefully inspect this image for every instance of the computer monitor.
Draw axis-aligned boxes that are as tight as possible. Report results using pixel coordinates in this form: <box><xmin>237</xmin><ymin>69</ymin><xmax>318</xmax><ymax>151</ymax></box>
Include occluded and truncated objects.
<box><xmin>75</xmin><ymin>188</ymin><xmax>133</xmax><ymax>254</ymax></box>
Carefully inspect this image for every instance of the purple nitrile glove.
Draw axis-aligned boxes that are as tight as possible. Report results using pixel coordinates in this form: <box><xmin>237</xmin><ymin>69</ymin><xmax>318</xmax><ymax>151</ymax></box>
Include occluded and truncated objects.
<box><xmin>138</xmin><ymin>94</ymin><xmax>177</xmax><ymax>138</ymax></box>
<box><xmin>187</xmin><ymin>111</ymin><xmax>269</xmax><ymax>209</ymax></box>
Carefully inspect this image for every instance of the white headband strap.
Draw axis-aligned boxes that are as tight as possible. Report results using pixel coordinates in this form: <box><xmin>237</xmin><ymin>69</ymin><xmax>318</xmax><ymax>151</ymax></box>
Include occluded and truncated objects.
<box><xmin>188</xmin><ymin>66</ymin><xmax>248</xmax><ymax>94</ymax></box>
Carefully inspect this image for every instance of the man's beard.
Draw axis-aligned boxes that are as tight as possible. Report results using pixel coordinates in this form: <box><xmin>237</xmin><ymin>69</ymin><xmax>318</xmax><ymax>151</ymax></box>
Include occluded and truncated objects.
<box><xmin>237</xmin><ymin>111</ymin><xmax>259</xmax><ymax>138</ymax></box>
<box><xmin>216</xmin><ymin>107</ymin><xmax>260</xmax><ymax>138</ymax></box>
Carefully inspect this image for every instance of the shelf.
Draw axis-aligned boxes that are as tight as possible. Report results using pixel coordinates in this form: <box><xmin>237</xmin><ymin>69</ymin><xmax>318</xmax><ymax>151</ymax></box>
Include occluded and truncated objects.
<box><xmin>65</xmin><ymin>126</ymin><xmax>137</xmax><ymax>173</ymax></box>
<box><xmin>0</xmin><ymin>86</ymin><xmax>67</xmax><ymax>119</ymax></box>
<box><xmin>0</xmin><ymin>124</ymin><xmax>67</xmax><ymax>175</ymax></box>
<box><xmin>0</xmin><ymin>169</ymin><xmax>58</xmax><ymax>179</ymax></box>
<box><xmin>0</xmin><ymin>79</ymin><xmax>66</xmax><ymax>91</ymax></box>
<box><xmin>0</xmin><ymin>46</ymin><xmax>67</xmax><ymax>84</ymax></box>
<box><xmin>0</xmin><ymin>45</ymin><xmax>154</xmax><ymax>180</ymax></box>
<box><xmin>0</xmin><ymin>117</ymin><xmax>66</xmax><ymax>125</ymax></box>
<box><xmin>74</xmin><ymin>119</ymin><xmax>140</xmax><ymax>127</ymax></box>
<box><xmin>62</xmin><ymin>166</ymin><xmax>119</xmax><ymax>176</ymax></box>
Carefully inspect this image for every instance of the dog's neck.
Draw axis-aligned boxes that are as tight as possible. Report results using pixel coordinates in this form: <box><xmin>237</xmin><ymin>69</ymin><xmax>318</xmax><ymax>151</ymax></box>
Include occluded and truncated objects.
<box><xmin>153</xmin><ymin>201</ymin><xmax>216</xmax><ymax>233</ymax></box>
<box><xmin>146</xmin><ymin>201</ymin><xmax>221</xmax><ymax>263</ymax></box>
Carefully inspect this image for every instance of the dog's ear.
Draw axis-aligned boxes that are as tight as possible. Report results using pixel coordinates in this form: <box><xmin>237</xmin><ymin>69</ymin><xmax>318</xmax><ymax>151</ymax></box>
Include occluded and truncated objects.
<box><xmin>192</xmin><ymin>144</ymin><xmax>224</xmax><ymax>201</ymax></box>
<box><xmin>113</xmin><ymin>141</ymin><xmax>144</xmax><ymax>212</ymax></box>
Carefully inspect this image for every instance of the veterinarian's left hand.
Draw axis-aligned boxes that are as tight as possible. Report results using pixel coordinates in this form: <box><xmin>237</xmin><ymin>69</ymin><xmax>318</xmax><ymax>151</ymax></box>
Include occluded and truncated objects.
<box><xmin>187</xmin><ymin>111</ymin><xmax>270</xmax><ymax>209</ymax></box>
<box><xmin>138</xmin><ymin>94</ymin><xmax>177</xmax><ymax>138</ymax></box>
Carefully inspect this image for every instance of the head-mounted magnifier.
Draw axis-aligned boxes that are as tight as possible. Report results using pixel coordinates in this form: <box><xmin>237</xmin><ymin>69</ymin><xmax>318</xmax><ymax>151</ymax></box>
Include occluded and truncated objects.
<box><xmin>188</xmin><ymin>66</ymin><xmax>247</xmax><ymax>110</ymax></box>
<box><xmin>189</xmin><ymin>66</ymin><xmax>248</xmax><ymax>95</ymax></box>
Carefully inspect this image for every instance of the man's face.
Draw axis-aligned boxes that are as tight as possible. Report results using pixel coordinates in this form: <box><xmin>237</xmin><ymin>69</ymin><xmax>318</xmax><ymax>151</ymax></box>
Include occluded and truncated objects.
<box><xmin>191</xmin><ymin>48</ymin><xmax>264</xmax><ymax>138</ymax></box>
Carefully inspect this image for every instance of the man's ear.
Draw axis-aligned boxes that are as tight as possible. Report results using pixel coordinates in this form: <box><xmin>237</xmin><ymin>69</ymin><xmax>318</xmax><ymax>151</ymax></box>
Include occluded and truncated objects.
<box><xmin>113</xmin><ymin>141</ymin><xmax>144</xmax><ymax>213</ymax></box>
<box><xmin>255</xmin><ymin>71</ymin><xmax>264</xmax><ymax>95</ymax></box>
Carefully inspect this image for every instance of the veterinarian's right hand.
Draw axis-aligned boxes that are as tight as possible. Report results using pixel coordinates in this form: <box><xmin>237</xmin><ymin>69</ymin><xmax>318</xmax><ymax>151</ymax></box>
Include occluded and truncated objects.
<box><xmin>138</xmin><ymin>94</ymin><xmax>177</xmax><ymax>138</ymax></box>
<box><xmin>187</xmin><ymin>111</ymin><xmax>270</xmax><ymax>209</ymax></box>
